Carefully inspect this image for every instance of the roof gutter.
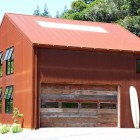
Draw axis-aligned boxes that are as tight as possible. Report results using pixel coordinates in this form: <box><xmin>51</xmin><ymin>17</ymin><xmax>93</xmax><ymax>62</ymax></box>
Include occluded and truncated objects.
<box><xmin>33</xmin><ymin>43</ymin><xmax>140</xmax><ymax>55</ymax></box>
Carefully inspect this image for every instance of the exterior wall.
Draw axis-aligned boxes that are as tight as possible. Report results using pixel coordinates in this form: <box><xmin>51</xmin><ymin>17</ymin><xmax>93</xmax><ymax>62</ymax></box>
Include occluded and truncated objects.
<box><xmin>0</xmin><ymin>17</ymin><xmax>34</xmax><ymax>128</ymax></box>
<box><xmin>37</xmin><ymin>47</ymin><xmax>140</xmax><ymax>128</ymax></box>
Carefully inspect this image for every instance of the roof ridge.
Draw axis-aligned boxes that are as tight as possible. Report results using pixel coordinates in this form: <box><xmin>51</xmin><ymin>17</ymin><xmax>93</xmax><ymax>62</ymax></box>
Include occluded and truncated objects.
<box><xmin>5</xmin><ymin>13</ymin><xmax>115</xmax><ymax>25</ymax></box>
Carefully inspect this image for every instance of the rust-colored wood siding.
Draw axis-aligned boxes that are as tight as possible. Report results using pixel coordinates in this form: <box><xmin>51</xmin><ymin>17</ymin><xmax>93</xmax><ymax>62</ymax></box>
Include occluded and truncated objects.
<box><xmin>0</xmin><ymin>16</ymin><xmax>34</xmax><ymax>128</ymax></box>
<box><xmin>37</xmin><ymin>47</ymin><xmax>140</xmax><ymax>128</ymax></box>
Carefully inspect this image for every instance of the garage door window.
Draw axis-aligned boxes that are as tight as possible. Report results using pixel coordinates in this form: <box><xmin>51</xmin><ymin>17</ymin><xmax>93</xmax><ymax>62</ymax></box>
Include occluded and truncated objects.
<box><xmin>100</xmin><ymin>103</ymin><xmax>116</xmax><ymax>109</ymax></box>
<box><xmin>41</xmin><ymin>102</ymin><xmax>59</xmax><ymax>108</ymax></box>
<box><xmin>81</xmin><ymin>103</ymin><xmax>97</xmax><ymax>108</ymax></box>
<box><xmin>62</xmin><ymin>102</ymin><xmax>78</xmax><ymax>108</ymax></box>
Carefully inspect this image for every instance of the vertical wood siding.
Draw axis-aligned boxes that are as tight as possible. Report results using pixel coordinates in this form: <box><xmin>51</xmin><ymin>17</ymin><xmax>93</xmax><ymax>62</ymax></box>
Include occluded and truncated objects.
<box><xmin>0</xmin><ymin>16</ymin><xmax>34</xmax><ymax>128</ymax></box>
<box><xmin>37</xmin><ymin>47</ymin><xmax>140</xmax><ymax>128</ymax></box>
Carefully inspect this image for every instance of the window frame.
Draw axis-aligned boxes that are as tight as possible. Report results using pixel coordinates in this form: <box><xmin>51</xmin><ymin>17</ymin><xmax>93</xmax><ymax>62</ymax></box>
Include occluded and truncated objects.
<box><xmin>5</xmin><ymin>47</ymin><xmax>14</xmax><ymax>75</ymax></box>
<box><xmin>0</xmin><ymin>51</ymin><xmax>3</xmax><ymax>63</ymax></box>
<box><xmin>0</xmin><ymin>52</ymin><xmax>3</xmax><ymax>77</ymax></box>
<box><xmin>4</xmin><ymin>47</ymin><xmax>14</xmax><ymax>61</ymax></box>
<box><xmin>81</xmin><ymin>102</ymin><xmax>98</xmax><ymax>109</ymax></box>
<box><xmin>0</xmin><ymin>88</ymin><xmax>2</xmax><ymax>100</ymax></box>
<box><xmin>100</xmin><ymin>102</ymin><xmax>117</xmax><ymax>109</ymax></box>
<box><xmin>0</xmin><ymin>64</ymin><xmax>2</xmax><ymax>77</ymax></box>
<box><xmin>62</xmin><ymin>102</ymin><xmax>78</xmax><ymax>108</ymax></box>
<box><xmin>0</xmin><ymin>88</ymin><xmax>2</xmax><ymax>113</ymax></box>
<box><xmin>7</xmin><ymin>47</ymin><xmax>14</xmax><ymax>60</ymax></box>
<box><xmin>4</xmin><ymin>85</ymin><xmax>13</xmax><ymax>113</ymax></box>
<box><xmin>136</xmin><ymin>59</ymin><xmax>140</xmax><ymax>73</ymax></box>
<box><xmin>41</xmin><ymin>102</ymin><xmax>59</xmax><ymax>108</ymax></box>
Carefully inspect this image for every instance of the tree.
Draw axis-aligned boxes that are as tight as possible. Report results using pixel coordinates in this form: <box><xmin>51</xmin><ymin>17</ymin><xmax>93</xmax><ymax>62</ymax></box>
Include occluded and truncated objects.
<box><xmin>42</xmin><ymin>4</ymin><xmax>50</xmax><ymax>17</ymax></box>
<box><xmin>117</xmin><ymin>16</ymin><xmax>140</xmax><ymax>37</ymax></box>
<box><xmin>33</xmin><ymin>5</ymin><xmax>40</xmax><ymax>16</ymax></box>
<box><xmin>33</xmin><ymin>4</ymin><xmax>51</xmax><ymax>17</ymax></box>
<box><xmin>82</xmin><ymin>0</ymin><xmax>95</xmax><ymax>4</ymax></box>
<box><xmin>62</xmin><ymin>0</ymin><xmax>140</xmax><ymax>37</ymax></box>
<box><xmin>85</xmin><ymin>0</ymin><xmax>129</xmax><ymax>22</ymax></box>
<box><xmin>62</xmin><ymin>0</ymin><xmax>87</xmax><ymax>20</ymax></box>
<box><xmin>127</xmin><ymin>0</ymin><xmax>140</xmax><ymax>16</ymax></box>
<box><xmin>116</xmin><ymin>0</ymin><xmax>140</xmax><ymax>37</ymax></box>
<box><xmin>56</xmin><ymin>11</ymin><xmax>60</xmax><ymax>18</ymax></box>
<box><xmin>61</xmin><ymin>5</ymin><xmax>68</xmax><ymax>17</ymax></box>
<box><xmin>71</xmin><ymin>0</ymin><xmax>87</xmax><ymax>12</ymax></box>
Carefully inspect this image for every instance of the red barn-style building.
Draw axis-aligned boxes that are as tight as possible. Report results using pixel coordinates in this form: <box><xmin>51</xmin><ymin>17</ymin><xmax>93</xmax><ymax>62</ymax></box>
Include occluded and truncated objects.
<box><xmin>0</xmin><ymin>13</ymin><xmax>140</xmax><ymax>128</ymax></box>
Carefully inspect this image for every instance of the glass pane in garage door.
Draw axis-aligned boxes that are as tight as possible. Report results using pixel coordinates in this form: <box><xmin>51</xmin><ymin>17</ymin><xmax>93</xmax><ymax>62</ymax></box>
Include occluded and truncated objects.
<box><xmin>41</xmin><ymin>102</ymin><xmax>59</xmax><ymax>108</ymax></box>
<box><xmin>62</xmin><ymin>102</ymin><xmax>78</xmax><ymax>108</ymax></box>
<box><xmin>81</xmin><ymin>103</ymin><xmax>97</xmax><ymax>108</ymax></box>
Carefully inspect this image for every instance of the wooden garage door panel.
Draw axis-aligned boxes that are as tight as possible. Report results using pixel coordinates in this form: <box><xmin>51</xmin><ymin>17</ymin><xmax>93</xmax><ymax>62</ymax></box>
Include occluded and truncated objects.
<box><xmin>41</xmin><ymin>94</ymin><xmax>117</xmax><ymax>102</ymax></box>
<box><xmin>40</xmin><ymin>108</ymin><xmax>117</xmax><ymax>114</ymax></box>
<box><xmin>40</xmin><ymin>84</ymin><xmax>118</xmax><ymax>127</ymax></box>
<box><xmin>41</xmin><ymin>84</ymin><xmax>117</xmax><ymax>95</ymax></box>
<box><xmin>40</xmin><ymin>118</ymin><xmax>117</xmax><ymax>127</ymax></box>
<box><xmin>40</xmin><ymin>122</ymin><xmax>117</xmax><ymax>127</ymax></box>
<box><xmin>41</xmin><ymin>116</ymin><xmax>117</xmax><ymax>122</ymax></box>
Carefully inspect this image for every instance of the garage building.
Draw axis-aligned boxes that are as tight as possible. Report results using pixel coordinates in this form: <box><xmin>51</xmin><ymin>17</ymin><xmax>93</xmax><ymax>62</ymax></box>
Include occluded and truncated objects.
<box><xmin>0</xmin><ymin>13</ymin><xmax>140</xmax><ymax>128</ymax></box>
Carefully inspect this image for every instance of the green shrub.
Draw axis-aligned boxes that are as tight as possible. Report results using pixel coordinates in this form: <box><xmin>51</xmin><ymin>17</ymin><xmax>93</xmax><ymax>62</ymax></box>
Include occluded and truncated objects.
<box><xmin>11</xmin><ymin>123</ymin><xmax>23</xmax><ymax>133</ymax></box>
<box><xmin>12</xmin><ymin>107</ymin><xmax>24</xmax><ymax>133</ymax></box>
<box><xmin>0</xmin><ymin>124</ymin><xmax>10</xmax><ymax>134</ymax></box>
<box><xmin>13</xmin><ymin>107</ymin><xmax>24</xmax><ymax>123</ymax></box>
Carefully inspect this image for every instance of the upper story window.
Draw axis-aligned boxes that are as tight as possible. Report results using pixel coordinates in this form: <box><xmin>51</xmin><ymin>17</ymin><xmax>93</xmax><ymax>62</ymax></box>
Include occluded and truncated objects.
<box><xmin>136</xmin><ymin>59</ymin><xmax>140</xmax><ymax>73</ymax></box>
<box><xmin>0</xmin><ymin>52</ymin><xmax>3</xmax><ymax>77</ymax></box>
<box><xmin>4</xmin><ymin>47</ymin><xmax>14</xmax><ymax>75</ymax></box>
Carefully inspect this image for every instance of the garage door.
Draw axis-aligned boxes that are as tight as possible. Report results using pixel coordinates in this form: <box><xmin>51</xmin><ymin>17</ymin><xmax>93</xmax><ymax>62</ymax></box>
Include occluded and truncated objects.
<box><xmin>40</xmin><ymin>84</ymin><xmax>118</xmax><ymax>127</ymax></box>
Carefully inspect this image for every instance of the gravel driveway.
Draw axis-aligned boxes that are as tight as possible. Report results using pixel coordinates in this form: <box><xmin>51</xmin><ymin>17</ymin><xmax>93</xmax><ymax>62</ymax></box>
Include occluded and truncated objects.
<box><xmin>0</xmin><ymin>127</ymin><xmax>140</xmax><ymax>140</ymax></box>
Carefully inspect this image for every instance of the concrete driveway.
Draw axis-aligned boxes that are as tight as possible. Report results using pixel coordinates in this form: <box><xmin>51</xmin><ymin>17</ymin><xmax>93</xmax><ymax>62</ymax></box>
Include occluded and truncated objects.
<box><xmin>0</xmin><ymin>128</ymin><xmax>140</xmax><ymax>140</ymax></box>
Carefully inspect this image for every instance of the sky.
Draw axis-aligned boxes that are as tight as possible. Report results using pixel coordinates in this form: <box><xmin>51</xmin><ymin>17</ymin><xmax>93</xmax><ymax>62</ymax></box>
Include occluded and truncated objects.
<box><xmin>0</xmin><ymin>0</ymin><xmax>74</xmax><ymax>22</ymax></box>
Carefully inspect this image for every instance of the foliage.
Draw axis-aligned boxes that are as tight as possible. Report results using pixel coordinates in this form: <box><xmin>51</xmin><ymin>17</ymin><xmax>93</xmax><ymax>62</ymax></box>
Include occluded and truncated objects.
<box><xmin>117</xmin><ymin>16</ymin><xmax>140</xmax><ymax>37</ymax></box>
<box><xmin>60</xmin><ymin>5</ymin><xmax>68</xmax><ymax>17</ymax></box>
<box><xmin>82</xmin><ymin>0</ymin><xmax>95</xmax><ymax>4</ymax></box>
<box><xmin>0</xmin><ymin>124</ymin><xmax>10</xmax><ymax>134</ymax></box>
<box><xmin>62</xmin><ymin>10</ymin><xmax>86</xmax><ymax>20</ymax></box>
<box><xmin>11</xmin><ymin>123</ymin><xmax>22</xmax><ymax>133</ymax></box>
<box><xmin>41</xmin><ymin>4</ymin><xmax>50</xmax><ymax>17</ymax></box>
<box><xmin>62</xmin><ymin>0</ymin><xmax>88</xmax><ymax>20</ymax></box>
<box><xmin>71</xmin><ymin>0</ymin><xmax>87</xmax><ymax>12</ymax></box>
<box><xmin>33</xmin><ymin>4</ymin><xmax>51</xmax><ymax>17</ymax></box>
<box><xmin>61</xmin><ymin>0</ymin><xmax>140</xmax><ymax>37</ymax></box>
<box><xmin>0</xmin><ymin>108</ymin><xmax>23</xmax><ymax>134</ymax></box>
<box><xmin>12</xmin><ymin>107</ymin><xmax>23</xmax><ymax>133</ymax></box>
<box><xmin>56</xmin><ymin>11</ymin><xmax>60</xmax><ymax>18</ymax></box>
<box><xmin>33</xmin><ymin>5</ymin><xmax>40</xmax><ymax>16</ymax></box>
<box><xmin>13</xmin><ymin>107</ymin><xmax>23</xmax><ymax>123</ymax></box>
<box><xmin>127</xmin><ymin>0</ymin><xmax>140</xmax><ymax>16</ymax></box>
<box><xmin>85</xmin><ymin>0</ymin><xmax>129</xmax><ymax>22</ymax></box>
<box><xmin>85</xmin><ymin>0</ymin><xmax>118</xmax><ymax>22</ymax></box>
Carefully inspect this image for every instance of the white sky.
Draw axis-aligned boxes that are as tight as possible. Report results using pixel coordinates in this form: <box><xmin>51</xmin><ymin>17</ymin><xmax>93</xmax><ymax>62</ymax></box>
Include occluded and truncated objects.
<box><xmin>0</xmin><ymin>0</ymin><xmax>74</xmax><ymax>22</ymax></box>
